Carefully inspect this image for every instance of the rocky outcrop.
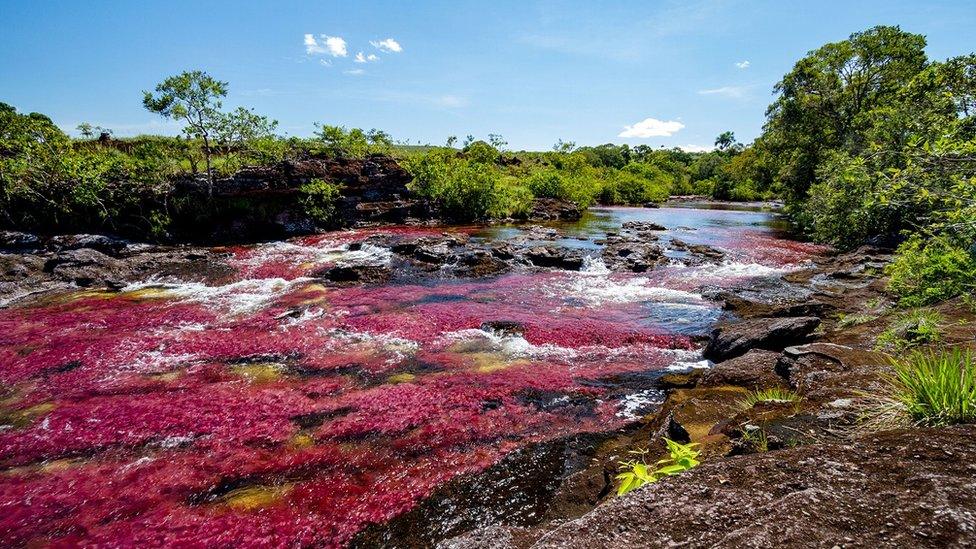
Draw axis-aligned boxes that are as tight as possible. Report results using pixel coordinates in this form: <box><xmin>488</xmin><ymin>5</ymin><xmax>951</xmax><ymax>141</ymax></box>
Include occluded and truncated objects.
<box><xmin>528</xmin><ymin>198</ymin><xmax>582</xmax><ymax>221</ymax></box>
<box><xmin>169</xmin><ymin>155</ymin><xmax>429</xmax><ymax>241</ymax></box>
<box><xmin>524</xmin><ymin>246</ymin><xmax>585</xmax><ymax>270</ymax></box>
<box><xmin>703</xmin><ymin>316</ymin><xmax>821</xmax><ymax>361</ymax></box>
<box><xmin>698</xmin><ymin>349</ymin><xmax>786</xmax><ymax>390</ymax></box>
<box><xmin>528</xmin><ymin>426</ymin><xmax>976</xmax><ymax>549</ymax></box>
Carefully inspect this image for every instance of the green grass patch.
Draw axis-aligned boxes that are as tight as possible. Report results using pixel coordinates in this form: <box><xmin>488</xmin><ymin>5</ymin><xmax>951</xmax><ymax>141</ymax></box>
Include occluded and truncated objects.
<box><xmin>740</xmin><ymin>388</ymin><xmax>801</xmax><ymax>408</ymax></box>
<box><xmin>876</xmin><ymin>309</ymin><xmax>943</xmax><ymax>351</ymax></box>
<box><xmin>882</xmin><ymin>348</ymin><xmax>976</xmax><ymax>427</ymax></box>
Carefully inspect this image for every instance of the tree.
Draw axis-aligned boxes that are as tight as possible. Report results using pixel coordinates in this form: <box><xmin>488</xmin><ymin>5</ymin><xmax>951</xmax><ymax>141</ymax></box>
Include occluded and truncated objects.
<box><xmin>143</xmin><ymin>70</ymin><xmax>228</xmax><ymax>192</ymax></box>
<box><xmin>487</xmin><ymin>133</ymin><xmax>507</xmax><ymax>150</ymax></box>
<box><xmin>763</xmin><ymin>26</ymin><xmax>929</xmax><ymax>200</ymax></box>
<box><xmin>77</xmin><ymin>123</ymin><xmax>94</xmax><ymax>139</ymax></box>
<box><xmin>214</xmin><ymin>107</ymin><xmax>277</xmax><ymax>154</ymax></box>
<box><xmin>714</xmin><ymin>131</ymin><xmax>737</xmax><ymax>151</ymax></box>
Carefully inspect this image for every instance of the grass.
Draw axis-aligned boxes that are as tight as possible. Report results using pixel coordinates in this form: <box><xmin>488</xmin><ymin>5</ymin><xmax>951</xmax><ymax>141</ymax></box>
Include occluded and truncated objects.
<box><xmin>836</xmin><ymin>312</ymin><xmax>878</xmax><ymax>329</ymax></box>
<box><xmin>738</xmin><ymin>426</ymin><xmax>769</xmax><ymax>452</ymax></box>
<box><xmin>885</xmin><ymin>348</ymin><xmax>976</xmax><ymax>427</ymax></box>
<box><xmin>875</xmin><ymin>308</ymin><xmax>943</xmax><ymax>351</ymax></box>
<box><xmin>740</xmin><ymin>388</ymin><xmax>801</xmax><ymax>409</ymax></box>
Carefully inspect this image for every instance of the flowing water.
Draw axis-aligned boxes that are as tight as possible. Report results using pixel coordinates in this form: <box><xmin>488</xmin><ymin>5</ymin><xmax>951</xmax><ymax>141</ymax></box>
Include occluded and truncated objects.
<box><xmin>0</xmin><ymin>205</ymin><xmax>823</xmax><ymax>547</ymax></box>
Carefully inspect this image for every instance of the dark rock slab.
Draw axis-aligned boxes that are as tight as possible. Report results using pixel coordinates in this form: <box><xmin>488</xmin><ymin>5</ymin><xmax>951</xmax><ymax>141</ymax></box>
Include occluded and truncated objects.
<box><xmin>698</xmin><ymin>349</ymin><xmax>786</xmax><ymax>390</ymax></box>
<box><xmin>703</xmin><ymin>316</ymin><xmax>821</xmax><ymax>362</ymax></box>
<box><xmin>529</xmin><ymin>426</ymin><xmax>976</xmax><ymax>549</ymax></box>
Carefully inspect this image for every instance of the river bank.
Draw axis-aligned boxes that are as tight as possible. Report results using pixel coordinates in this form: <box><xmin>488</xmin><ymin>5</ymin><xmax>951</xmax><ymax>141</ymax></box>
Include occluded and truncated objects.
<box><xmin>1</xmin><ymin>204</ymin><xmax>973</xmax><ymax>547</ymax></box>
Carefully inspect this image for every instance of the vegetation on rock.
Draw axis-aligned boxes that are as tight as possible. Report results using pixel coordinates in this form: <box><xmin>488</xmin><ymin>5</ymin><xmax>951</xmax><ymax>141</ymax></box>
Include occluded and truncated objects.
<box><xmin>615</xmin><ymin>438</ymin><xmax>701</xmax><ymax>496</ymax></box>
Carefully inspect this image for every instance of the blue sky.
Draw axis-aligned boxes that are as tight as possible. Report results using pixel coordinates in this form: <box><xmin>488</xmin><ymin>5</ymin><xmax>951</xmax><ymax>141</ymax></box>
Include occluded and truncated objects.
<box><xmin>2</xmin><ymin>0</ymin><xmax>974</xmax><ymax>151</ymax></box>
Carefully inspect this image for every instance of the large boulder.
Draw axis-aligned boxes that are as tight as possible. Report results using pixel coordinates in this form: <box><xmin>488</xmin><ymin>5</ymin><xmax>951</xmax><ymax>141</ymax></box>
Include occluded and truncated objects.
<box><xmin>698</xmin><ymin>349</ymin><xmax>786</xmax><ymax>390</ymax></box>
<box><xmin>703</xmin><ymin>316</ymin><xmax>821</xmax><ymax>362</ymax></box>
<box><xmin>524</xmin><ymin>246</ymin><xmax>585</xmax><ymax>270</ymax></box>
<box><xmin>528</xmin><ymin>198</ymin><xmax>582</xmax><ymax>221</ymax></box>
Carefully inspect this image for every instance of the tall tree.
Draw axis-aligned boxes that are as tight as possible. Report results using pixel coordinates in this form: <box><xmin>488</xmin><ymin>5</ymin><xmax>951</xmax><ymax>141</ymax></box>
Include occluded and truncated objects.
<box><xmin>143</xmin><ymin>71</ymin><xmax>228</xmax><ymax>192</ymax></box>
<box><xmin>763</xmin><ymin>26</ymin><xmax>929</xmax><ymax>199</ymax></box>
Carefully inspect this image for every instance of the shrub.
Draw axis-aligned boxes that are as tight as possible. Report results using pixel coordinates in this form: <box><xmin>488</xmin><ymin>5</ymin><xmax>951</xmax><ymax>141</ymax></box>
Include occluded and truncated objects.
<box><xmin>887</xmin><ymin>234</ymin><xmax>976</xmax><ymax>306</ymax></box>
<box><xmin>876</xmin><ymin>309</ymin><xmax>943</xmax><ymax>351</ymax></box>
<box><xmin>526</xmin><ymin>170</ymin><xmax>569</xmax><ymax>200</ymax></box>
<box><xmin>299</xmin><ymin>179</ymin><xmax>342</xmax><ymax>225</ymax></box>
<box><xmin>616</xmin><ymin>438</ymin><xmax>701</xmax><ymax>496</ymax></box>
<box><xmin>883</xmin><ymin>348</ymin><xmax>976</xmax><ymax>426</ymax></box>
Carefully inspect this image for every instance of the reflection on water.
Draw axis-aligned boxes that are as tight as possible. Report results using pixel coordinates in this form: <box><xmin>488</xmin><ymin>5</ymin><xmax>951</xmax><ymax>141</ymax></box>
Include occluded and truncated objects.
<box><xmin>0</xmin><ymin>205</ymin><xmax>822</xmax><ymax>547</ymax></box>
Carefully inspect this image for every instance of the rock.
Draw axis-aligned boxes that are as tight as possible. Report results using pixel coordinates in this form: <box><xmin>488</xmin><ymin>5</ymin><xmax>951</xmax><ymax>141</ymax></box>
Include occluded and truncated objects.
<box><xmin>0</xmin><ymin>231</ymin><xmax>42</xmax><ymax>251</ymax></box>
<box><xmin>698</xmin><ymin>350</ymin><xmax>787</xmax><ymax>390</ymax></box>
<box><xmin>454</xmin><ymin>251</ymin><xmax>509</xmax><ymax>278</ymax></box>
<box><xmin>45</xmin><ymin>234</ymin><xmax>129</xmax><ymax>256</ymax></box>
<box><xmin>601</xmin><ymin>240</ymin><xmax>663</xmax><ymax>272</ymax></box>
<box><xmin>686</xmin><ymin>244</ymin><xmax>724</xmax><ymax>260</ymax></box>
<box><xmin>528</xmin><ymin>198</ymin><xmax>582</xmax><ymax>221</ymax></box>
<box><xmin>653</xmin><ymin>411</ymin><xmax>691</xmax><ymax>444</ymax></box>
<box><xmin>42</xmin><ymin>248</ymin><xmax>126</xmax><ymax>288</ymax></box>
<box><xmin>524</xmin><ymin>246</ymin><xmax>584</xmax><ymax>270</ymax></box>
<box><xmin>530</xmin><ymin>426</ymin><xmax>976</xmax><ymax>548</ymax></box>
<box><xmin>316</xmin><ymin>264</ymin><xmax>391</xmax><ymax>284</ymax></box>
<box><xmin>480</xmin><ymin>320</ymin><xmax>526</xmax><ymax>336</ymax></box>
<box><xmin>490</xmin><ymin>243</ymin><xmax>517</xmax><ymax>260</ymax></box>
<box><xmin>775</xmin><ymin>342</ymin><xmax>888</xmax><ymax>398</ymax></box>
<box><xmin>414</xmin><ymin>243</ymin><xmax>454</xmax><ymax>264</ymax></box>
<box><xmin>621</xmin><ymin>221</ymin><xmax>666</xmax><ymax>232</ymax></box>
<box><xmin>703</xmin><ymin>317</ymin><xmax>821</xmax><ymax>362</ymax></box>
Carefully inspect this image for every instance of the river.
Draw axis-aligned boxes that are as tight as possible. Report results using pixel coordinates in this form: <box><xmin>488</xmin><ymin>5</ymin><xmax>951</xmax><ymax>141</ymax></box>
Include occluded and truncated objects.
<box><xmin>0</xmin><ymin>204</ymin><xmax>823</xmax><ymax>547</ymax></box>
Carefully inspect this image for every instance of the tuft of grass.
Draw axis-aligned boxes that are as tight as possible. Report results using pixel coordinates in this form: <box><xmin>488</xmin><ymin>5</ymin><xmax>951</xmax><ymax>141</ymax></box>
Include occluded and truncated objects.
<box><xmin>875</xmin><ymin>309</ymin><xmax>943</xmax><ymax>351</ymax></box>
<box><xmin>884</xmin><ymin>348</ymin><xmax>976</xmax><ymax>427</ymax></box>
<box><xmin>836</xmin><ymin>313</ymin><xmax>878</xmax><ymax>329</ymax></box>
<box><xmin>615</xmin><ymin>438</ymin><xmax>701</xmax><ymax>496</ymax></box>
<box><xmin>738</xmin><ymin>425</ymin><xmax>769</xmax><ymax>452</ymax></box>
<box><xmin>740</xmin><ymin>388</ymin><xmax>801</xmax><ymax>409</ymax></box>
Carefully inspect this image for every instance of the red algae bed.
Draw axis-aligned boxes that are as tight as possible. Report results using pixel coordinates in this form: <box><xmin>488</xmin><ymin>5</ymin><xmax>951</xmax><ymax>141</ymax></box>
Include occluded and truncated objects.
<box><xmin>0</xmin><ymin>207</ymin><xmax>823</xmax><ymax>547</ymax></box>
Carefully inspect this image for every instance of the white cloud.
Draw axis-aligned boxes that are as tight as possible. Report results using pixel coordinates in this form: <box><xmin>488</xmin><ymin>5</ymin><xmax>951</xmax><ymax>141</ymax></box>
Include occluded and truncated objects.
<box><xmin>735</xmin><ymin>60</ymin><xmax>750</xmax><ymax>69</ymax></box>
<box><xmin>319</xmin><ymin>59</ymin><xmax>332</xmax><ymax>67</ymax></box>
<box><xmin>618</xmin><ymin>117</ymin><xmax>685</xmax><ymax>138</ymax></box>
<box><xmin>304</xmin><ymin>34</ymin><xmax>347</xmax><ymax>57</ymax></box>
<box><xmin>677</xmin><ymin>144</ymin><xmax>714</xmax><ymax>153</ymax></box>
<box><xmin>304</xmin><ymin>34</ymin><xmax>325</xmax><ymax>55</ymax></box>
<box><xmin>355</xmin><ymin>52</ymin><xmax>379</xmax><ymax>63</ymax></box>
<box><xmin>698</xmin><ymin>85</ymin><xmax>749</xmax><ymax>99</ymax></box>
<box><xmin>344</xmin><ymin>68</ymin><xmax>366</xmax><ymax>76</ymax></box>
<box><xmin>371</xmin><ymin>38</ymin><xmax>403</xmax><ymax>53</ymax></box>
<box><xmin>324</xmin><ymin>36</ymin><xmax>347</xmax><ymax>57</ymax></box>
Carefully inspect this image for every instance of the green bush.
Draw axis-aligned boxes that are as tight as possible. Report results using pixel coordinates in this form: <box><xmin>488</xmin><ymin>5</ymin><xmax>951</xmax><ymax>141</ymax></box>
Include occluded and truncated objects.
<box><xmin>887</xmin><ymin>235</ymin><xmax>976</xmax><ymax>306</ymax></box>
<box><xmin>299</xmin><ymin>179</ymin><xmax>342</xmax><ymax>225</ymax></box>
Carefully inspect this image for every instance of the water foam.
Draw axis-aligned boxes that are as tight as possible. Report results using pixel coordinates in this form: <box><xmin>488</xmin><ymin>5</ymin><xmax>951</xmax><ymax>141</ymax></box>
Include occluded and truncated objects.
<box><xmin>122</xmin><ymin>277</ymin><xmax>309</xmax><ymax>315</ymax></box>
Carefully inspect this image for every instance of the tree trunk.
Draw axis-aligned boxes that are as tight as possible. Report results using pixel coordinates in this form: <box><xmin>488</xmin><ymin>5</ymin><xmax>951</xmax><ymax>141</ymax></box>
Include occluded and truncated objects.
<box><xmin>202</xmin><ymin>134</ymin><xmax>214</xmax><ymax>199</ymax></box>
